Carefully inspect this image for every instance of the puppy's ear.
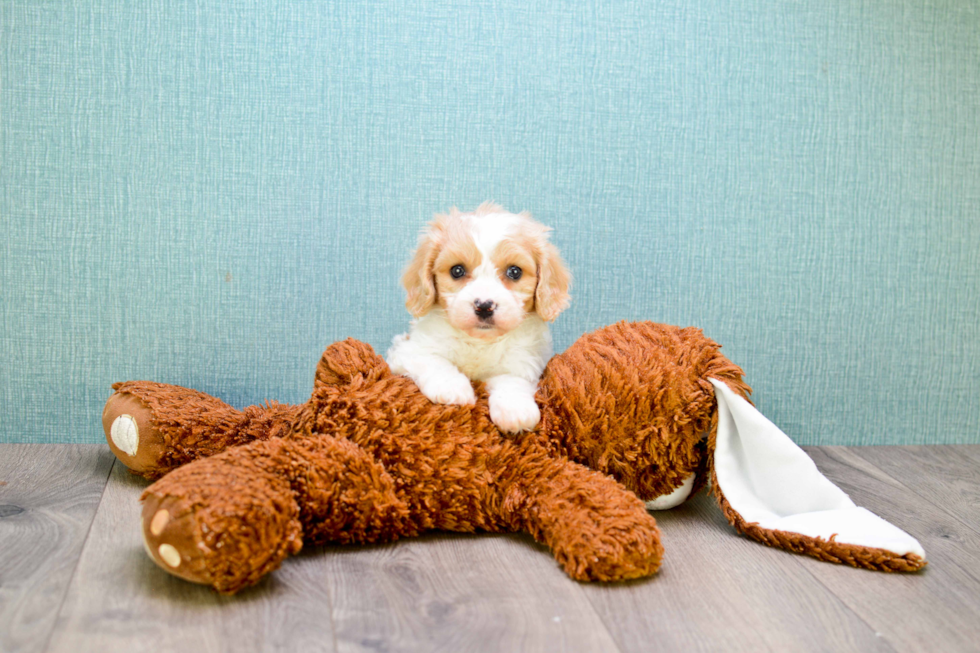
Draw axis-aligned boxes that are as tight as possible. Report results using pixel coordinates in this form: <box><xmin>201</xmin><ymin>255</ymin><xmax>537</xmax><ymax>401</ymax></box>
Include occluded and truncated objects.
<box><xmin>535</xmin><ymin>240</ymin><xmax>571</xmax><ymax>322</ymax></box>
<box><xmin>402</xmin><ymin>227</ymin><xmax>441</xmax><ymax>317</ymax></box>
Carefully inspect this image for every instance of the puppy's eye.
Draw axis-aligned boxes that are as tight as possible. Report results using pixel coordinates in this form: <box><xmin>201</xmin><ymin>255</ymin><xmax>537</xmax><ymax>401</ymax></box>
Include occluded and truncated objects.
<box><xmin>450</xmin><ymin>264</ymin><xmax>466</xmax><ymax>279</ymax></box>
<box><xmin>506</xmin><ymin>265</ymin><xmax>523</xmax><ymax>281</ymax></box>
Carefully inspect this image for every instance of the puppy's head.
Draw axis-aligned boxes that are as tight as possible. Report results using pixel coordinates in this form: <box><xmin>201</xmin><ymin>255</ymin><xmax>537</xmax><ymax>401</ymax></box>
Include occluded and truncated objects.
<box><xmin>403</xmin><ymin>202</ymin><xmax>571</xmax><ymax>339</ymax></box>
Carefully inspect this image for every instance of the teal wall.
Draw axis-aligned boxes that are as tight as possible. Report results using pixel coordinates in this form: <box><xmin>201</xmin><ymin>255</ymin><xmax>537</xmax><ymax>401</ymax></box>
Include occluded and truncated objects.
<box><xmin>2</xmin><ymin>1</ymin><xmax>978</xmax><ymax>445</ymax></box>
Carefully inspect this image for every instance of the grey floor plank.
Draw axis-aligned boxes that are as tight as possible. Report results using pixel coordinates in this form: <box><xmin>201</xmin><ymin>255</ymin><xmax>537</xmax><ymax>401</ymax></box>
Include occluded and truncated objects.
<box><xmin>44</xmin><ymin>461</ymin><xmax>340</xmax><ymax>653</ymax></box>
<box><xmin>958</xmin><ymin>444</ymin><xmax>980</xmax><ymax>466</ymax></box>
<box><xmin>11</xmin><ymin>444</ymin><xmax>980</xmax><ymax>652</ymax></box>
<box><xmin>320</xmin><ymin>531</ymin><xmax>621</xmax><ymax>653</ymax></box>
<box><xmin>578</xmin><ymin>490</ymin><xmax>893</xmax><ymax>653</ymax></box>
<box><xmin>0</xmin><ymin>444</ymin><xmax>114</xmax><ymax>653</ymax></box>
<box><xmin>799</xmin><ymin>446</ymin><xmax>980</xmax><ymax>653</ymax></box>
<box><xmin>849</xmin><ymin>445</ymin><xmax>980</xmax><ymax>536</ymax></box>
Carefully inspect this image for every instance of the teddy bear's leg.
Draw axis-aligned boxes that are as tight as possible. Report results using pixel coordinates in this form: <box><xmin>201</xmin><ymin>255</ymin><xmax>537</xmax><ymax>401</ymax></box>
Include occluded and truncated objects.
<box><xmin>141</xmin><ymin>434</ymin><xmax>411</xmax><ymax>594</ymax></box>
<box><xmin>103</xmin><ymin>381</ymin><xmax>303</xmax><ymax>479</ymax></box>
<box><xmin>497</xmin><ymin>454</ymin><xmax>664</xmax><ymax>582</ymax></box>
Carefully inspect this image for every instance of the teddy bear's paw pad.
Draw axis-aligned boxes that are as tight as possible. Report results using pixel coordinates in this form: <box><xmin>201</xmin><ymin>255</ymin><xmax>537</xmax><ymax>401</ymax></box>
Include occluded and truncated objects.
<box><xmin>110</xmin><ymin>414</ymin><xmax>139</xmax><ymax>456</ymax></box>
<box><xmin>156</xmin><ymin>542</ymin><xmax>181</xmax><ymax>567</ymax></box>
<box><xmin>102</xmin><ymin>391</ymin><xmax>168</xmax><ymax>474</ymax></box>
<box><xmin>140</xmin><ymin>496</ymin><xmax>212</xmax><ymax>586</ymax></box>
<box><xmin>150</xmin><ymin>507</ymin><xmax>170</xmax><ymax>535</ymax></box>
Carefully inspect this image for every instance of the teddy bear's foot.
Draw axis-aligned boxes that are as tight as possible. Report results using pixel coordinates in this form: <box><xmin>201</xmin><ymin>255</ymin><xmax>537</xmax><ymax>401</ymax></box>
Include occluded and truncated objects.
<box><xmin>139</xmin><ymin>434</ymin><xmax>411</xmax><ymax>593</ymax></box>
<box><xmin>103</xmin><ymin>389</ymin><xmax>175</xmax><ymax>477</ymax></box>
<box><xmin>552</xmin><ymin>503</ymin><xmax>663</xmax><ymax>582</ymax></box>
<box><xmin>139</xmin><ymin>443</ymin><xmax>305</xmax><ymax>593</ymax></box>
<box><xmin>510</xmin><ymin>458</ymin><xmax>664</xmax><ymax>582</ymax></box>
<box><xmin>141</xmin><ymin>481</ymin><xmax>303</xmax><ymax>592</ymax></box>
<box><xmin>103</xmin><ymin>381</ymin><xmax>304</xmax><ymax>479</ymax></box>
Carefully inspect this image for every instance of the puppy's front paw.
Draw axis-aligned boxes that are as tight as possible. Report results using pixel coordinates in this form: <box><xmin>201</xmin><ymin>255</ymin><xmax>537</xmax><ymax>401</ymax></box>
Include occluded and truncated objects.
<box><xmin>489</xmin><ymin>391</ymin><xmax>540</xmax><ymax>434</ymax></box>
<box><xmin>419</xmin><ymin>373</ymin><xmax>476</xmax><ymax>406</ymax></box>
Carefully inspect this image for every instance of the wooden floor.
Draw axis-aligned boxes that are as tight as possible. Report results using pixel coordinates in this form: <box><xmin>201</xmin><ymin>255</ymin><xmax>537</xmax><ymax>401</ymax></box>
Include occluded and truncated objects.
<box><xmin>1</xmin><ymin>444</ymin><xmax>979</xmax><ymax>653</ymax></box>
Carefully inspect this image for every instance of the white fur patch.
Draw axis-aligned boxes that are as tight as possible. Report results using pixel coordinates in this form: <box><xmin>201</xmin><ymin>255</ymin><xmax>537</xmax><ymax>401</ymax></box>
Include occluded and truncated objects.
<box><xmin>389</xmin><ymin>207</ymin><xmax>561</xmax><ymax>434</ymax></box>
<box><xmin>469</xmin><ymin>211</ymin><xmax>518</xmax><ymax>259</ymax></box>
<box><xmin>389</xmin><ymin>310</ymin><xmax>552</xmax><ymax>382</ymax></box>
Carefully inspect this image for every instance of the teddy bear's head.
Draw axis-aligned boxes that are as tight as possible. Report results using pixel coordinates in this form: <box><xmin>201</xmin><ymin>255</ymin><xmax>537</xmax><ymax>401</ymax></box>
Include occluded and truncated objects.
<box><xmin>536</xmin><ymin>321</ymin><xmax>750</xmax><ymax>502</ymax></box>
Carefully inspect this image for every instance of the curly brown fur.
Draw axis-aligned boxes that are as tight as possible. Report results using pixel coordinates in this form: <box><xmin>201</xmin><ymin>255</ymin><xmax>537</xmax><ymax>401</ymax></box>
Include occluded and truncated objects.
<box><xmin>128</xmin><ymin>329</ymin><xmax>682</xmax><ymax>592</ymax></box>
<box><xmin>142</xmin><ymin>435</ymin><xmax>414</xmax><ymax>593</ymax></box>
<box><xmin>104</xmin><ymin>381</ymin><xmax>302</xmax><ymax>478</ymax></box>
<box><xmin>105</xmin><ymin>321</ymin><xmax>918</xmax><ymax>594</ymax></box>
<box><xmin>533</xmin><ymin>321</ymin><xmax>750</xmax><ymax>502</ymax></box>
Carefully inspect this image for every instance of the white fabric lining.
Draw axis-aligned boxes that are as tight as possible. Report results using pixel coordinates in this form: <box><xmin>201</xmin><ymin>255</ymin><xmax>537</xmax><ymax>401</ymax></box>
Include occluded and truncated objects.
<box><xmin>645</xmin><ymin>472</ymin><xmax>696</xmax><ymax>511</ymax></box>
<box><xmin>710</xmin><ymin>378</ymin><xmax>925</xmax><ymax>559</ymax></box>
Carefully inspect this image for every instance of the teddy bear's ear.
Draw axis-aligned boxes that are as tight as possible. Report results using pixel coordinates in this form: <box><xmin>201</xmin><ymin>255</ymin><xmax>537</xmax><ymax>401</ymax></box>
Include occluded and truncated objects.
<box><xmin>315</xmin><ymin>339</ymin><xmax>391</xmax><ymax>389</ymax></box>
<box><xmin>708</xmin><ymin>379</ymin><xmax>927</xmax><ymax>572</ymax></box>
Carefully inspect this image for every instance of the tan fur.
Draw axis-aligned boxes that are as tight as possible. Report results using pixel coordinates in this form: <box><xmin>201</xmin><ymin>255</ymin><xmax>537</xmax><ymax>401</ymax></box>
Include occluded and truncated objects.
<box><xmin>431</xmin><ymin>219</ymin><xmax>483</xmax><ymax>310</ymax></box>
<box><xmin>534</xmin><ymin>240</ymin><xmax>571</xmax><ymax>321</ymax></box>
<box><xmin>402</xmin><ymin>205</ymin><xmax>571</xmax><ymax>321</ymax></box>
<box><xmin>402</xmin><ymin>232</ymin><xmax>440</xmax><ymax>316</ymax></box>
<box><xmin>491</xmin><ymin>237</ymin><xmax>538</xmax><ymax>313</ymax></box>
<box><xmin>491</xmin><ymin>213</ymin><xmax>571</xmax><ymax>321</ymax></box>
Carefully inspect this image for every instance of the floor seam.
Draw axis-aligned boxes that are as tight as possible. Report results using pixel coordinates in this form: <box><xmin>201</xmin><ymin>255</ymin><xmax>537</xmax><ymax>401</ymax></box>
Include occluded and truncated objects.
<box><xmin>550</xmin><ymin>582</ymin><xmax>625</xmax><ymax>653</ymax></box>
<box><xmin>323</xmin><ymin>550</ymin><xmax>341</xmax><ymax>653</ymax></box>
<box><xmin>493</xmin><ymin>534</ymin><xmax>626</xmax><ymax>653</ymax></box>
<box><xmin>695</xmin><ymin>480</ymin><xmax>896</xmax><ymax>653</ymax></box>
<box><xmin>773</xmin><ymin>446</ymin><xmax>913</xmax><ymax>653</ymax></box>
<box><xmin>848</xmin><ymin>446</ymin><xmax>980</xmax><ymax>541</ymax></box>
<box><xmin>796</xmin><ymin>445</ymin><xmax>975</xmax><ymax>653</ymax></box>
<box><xmin>39</xmin><ymin>451</ymin><xmax>116</xmax><ymax>653</ymax></box>
<box><xmin>789</xmin><ymin>552</ymin><xmax>901</xmax><ymax>653</ymax></box>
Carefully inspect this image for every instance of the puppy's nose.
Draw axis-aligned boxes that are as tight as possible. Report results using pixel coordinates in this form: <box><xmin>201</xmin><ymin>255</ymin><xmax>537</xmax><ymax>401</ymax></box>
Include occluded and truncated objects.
<box><xmin>474</xmin><ymin>299</ymin><xmax>495</xmax><ymax>320</ymax></box>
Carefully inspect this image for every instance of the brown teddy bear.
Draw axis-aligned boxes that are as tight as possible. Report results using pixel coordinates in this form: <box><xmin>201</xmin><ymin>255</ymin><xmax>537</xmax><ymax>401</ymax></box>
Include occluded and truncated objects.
<box><xmin>102</xmin><ymin>321</ymin><xmax>926</xmax><ymax>594</ymax></box>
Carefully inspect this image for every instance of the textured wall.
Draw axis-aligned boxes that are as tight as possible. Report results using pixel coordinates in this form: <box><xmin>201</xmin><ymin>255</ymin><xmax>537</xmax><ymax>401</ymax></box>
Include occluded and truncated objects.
<box><xmin>2</xmin><ymin>0</ymin><xmax>978</xmax><ymax>445</ymax></box>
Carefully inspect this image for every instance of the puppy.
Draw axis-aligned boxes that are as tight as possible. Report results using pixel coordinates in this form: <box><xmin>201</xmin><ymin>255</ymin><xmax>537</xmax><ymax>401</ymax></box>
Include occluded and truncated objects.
<box><xmin>386</xmin><ymin>203</ymin><xmax>571</xmax><ymax>434</ymax></box>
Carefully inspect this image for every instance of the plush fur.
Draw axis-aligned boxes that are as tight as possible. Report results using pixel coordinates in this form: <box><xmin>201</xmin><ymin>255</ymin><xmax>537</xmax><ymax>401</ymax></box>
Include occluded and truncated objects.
<box><xmin>103</xmin><ymin>321</ymin><xmax>924</xmax><ymax>595</ymax></box>
<box><xmin>387</xmin><ymin>204</ymin><xmax>571</xmax><ymax>433</ymax></box>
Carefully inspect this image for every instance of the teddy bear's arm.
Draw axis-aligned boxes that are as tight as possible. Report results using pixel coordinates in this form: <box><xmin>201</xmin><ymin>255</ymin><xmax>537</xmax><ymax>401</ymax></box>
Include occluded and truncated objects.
<box><xmin>103</xmin><ymin>381</ymin><xmax>305</xmax><ymax>479</ymax></box>
<box><xmin>141</xmin><ymin>432</ymin><xmax>413</xmax><ymax>594</ymax></box>
<box><xmin>494</xmin><ymin>453</ymin><xmax>664</xmax><ymax>582</ymax></box>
